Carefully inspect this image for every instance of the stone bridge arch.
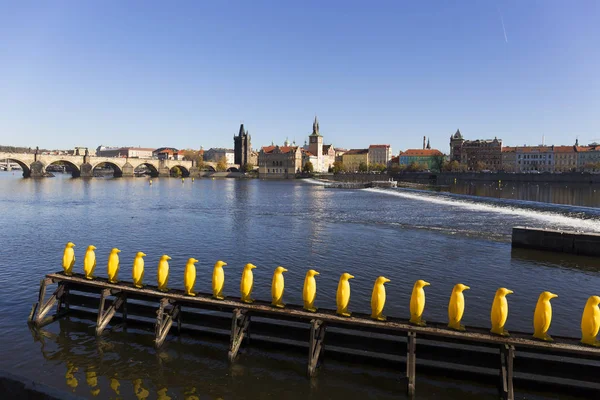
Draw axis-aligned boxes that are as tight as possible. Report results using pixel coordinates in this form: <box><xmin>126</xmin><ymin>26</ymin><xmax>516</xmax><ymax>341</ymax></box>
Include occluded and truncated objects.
<box><xmin>91</xmin><ymin>161</ymin><xmax>124</xmax><ymax>178</ymax></box>
<box><xmin>45</xmin><ymin>159</ymin><xmax>81</xmax><ymax>178</ymax></box>
<box><xmin>128</xmin><ymin>160</ymin><xmax>159</xmax><ymax>177</ymax></box>
<box><xmin>169</xmin><ymin>165</ymin><xmax>190</xmax><ymax>177</ymax></box>
<box><xmin>1</xmin><ymin>157</ymin><xmax>31</xmax><ymax>177</ymax></box>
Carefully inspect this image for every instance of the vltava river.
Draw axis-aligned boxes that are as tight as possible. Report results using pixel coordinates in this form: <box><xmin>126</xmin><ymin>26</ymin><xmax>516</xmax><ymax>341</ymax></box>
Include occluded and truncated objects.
<box><xmin>1</xmin><ymin>173</ymin><xmax>599</xmax><ymax>399</ymax></box>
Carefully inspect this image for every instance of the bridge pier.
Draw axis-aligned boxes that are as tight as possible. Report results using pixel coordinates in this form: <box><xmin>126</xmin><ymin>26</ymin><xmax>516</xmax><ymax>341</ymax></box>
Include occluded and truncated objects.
<box><xmin>122</xmin><ymin>162</ymin><xmax>134</xmax><ymax>178</ymax></box>
<box><xmin>158</xmin><ymin>167</ymin><xmax>170</xmax><ymax>178</ymax></box>
<box><xmin>80</xmin><ymin>163</ymin><xmax>93</xmax><ymax>178</ymax></box>
<box><xmin>29</xmin><ymin>161</ymin><xmax>45</xmax><ymax>178</ymax></box>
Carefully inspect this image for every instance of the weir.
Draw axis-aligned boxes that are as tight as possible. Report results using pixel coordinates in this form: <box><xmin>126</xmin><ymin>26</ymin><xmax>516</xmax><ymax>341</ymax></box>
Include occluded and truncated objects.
<box><xmin>29</xmin><ymin>272</ymin><xmax>600</xmax><ymax>400</ymax></box>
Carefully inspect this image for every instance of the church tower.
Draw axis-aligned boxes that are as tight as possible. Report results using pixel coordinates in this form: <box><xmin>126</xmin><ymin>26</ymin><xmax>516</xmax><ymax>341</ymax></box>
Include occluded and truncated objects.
<box><xmin>234</xmin><ymin>123</ymin><xmax>251</xmax><ymax>167</ymax></box>
<box><xmin>308</xmin><ymin>116</ymin><xmax>323</xmax><ymax>170</ymax></box>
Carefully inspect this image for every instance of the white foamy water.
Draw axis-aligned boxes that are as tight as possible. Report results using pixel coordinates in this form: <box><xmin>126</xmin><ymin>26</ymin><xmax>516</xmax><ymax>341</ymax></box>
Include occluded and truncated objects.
<box><xmin>365</xmin><ymin>188</ymin><xmax>600</xmax><ymax>233</ymax></box>
<box><xmin>302</xmin><ymin>178</ymin><xmax>328</xmax><ymax>185</ymax></box>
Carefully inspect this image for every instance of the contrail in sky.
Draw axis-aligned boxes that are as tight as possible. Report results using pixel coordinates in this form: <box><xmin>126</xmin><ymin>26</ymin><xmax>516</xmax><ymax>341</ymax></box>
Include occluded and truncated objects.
<box><xmin>498</xmin><ymin>6</ymin><xmax>508</xmax><ymax>43</ymax></box>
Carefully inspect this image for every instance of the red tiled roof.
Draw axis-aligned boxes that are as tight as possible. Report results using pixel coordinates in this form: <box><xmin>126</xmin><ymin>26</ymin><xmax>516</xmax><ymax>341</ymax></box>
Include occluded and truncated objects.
<box><xmin>401</xmin><ymin>149</ymin><xmax>443</xmax><ymax>156</ymax></box>
<box><xmin>369</xmin><ymin>144</ymin><xmax>391</xmax><ymax>149</ymax></box>
<box><xmin>502</xmin><ymin>147</ymin><xmax>516</xmax><ymax>152</ymax></box>
<box><xmin>261</xmin><ymin>145</ymin><xmax>299</xmax><ymax>154</ymax></box>
<box><xmin>553</xmin><ymin>146</ymin><xmax>576</xmax><ymax>153</ymax></box>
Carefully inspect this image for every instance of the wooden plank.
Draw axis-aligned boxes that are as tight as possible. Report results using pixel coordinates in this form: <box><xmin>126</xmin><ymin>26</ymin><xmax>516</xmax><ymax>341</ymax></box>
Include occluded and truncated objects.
<box><xmin>406</xmin><ymin>331</ymin><xmax>416</xmax><ymax>398</ymax></box>
<box><xmin>46</xmin><ymin>273</ymin><xmax>600</xmax><ymax>357</ymax></box>
<box><xmin>95</xmin><ymin>290</ymin><xmax>126</xmax><ymax>335</ymax></box>
<box><xmin>308</xmin><ymin>319</ymin><xmax>325</xmax><ymax>377</ymax></box>
<box><xmin>228</xmin><ymin>309</ymin><xmax>250</xmax><ymax>361</ymax></box>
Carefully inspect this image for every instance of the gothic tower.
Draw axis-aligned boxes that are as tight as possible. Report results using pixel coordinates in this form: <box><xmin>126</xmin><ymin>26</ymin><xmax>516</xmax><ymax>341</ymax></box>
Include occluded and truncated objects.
<box><xmin>308</xmin><ymin>116</ymin><xmax>323</xmax><ymax>171</ymax></box>
<box><xmin>234</xmin><ymin>124</ymin><xmax>252</xmax><ymax>166</ymax></box>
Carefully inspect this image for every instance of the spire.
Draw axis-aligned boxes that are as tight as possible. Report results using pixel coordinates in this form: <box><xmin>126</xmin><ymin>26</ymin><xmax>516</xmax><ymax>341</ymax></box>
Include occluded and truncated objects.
<box><xmin>426</xmin><ymin>138</ymin><xmax>431</xmax><ymax>149</ymax></box>
<box><xmin>238</xmin><ymin>123</ymin><xmax>245</xmax><ymax>137</ymax></box>
<box><xmin>423</xmin><ymin>136</ymin><xmax>426</xmax><ymax>150</ymax></box>
<box><xmin>575</xmin><ymin>138</ymin><xmax>579</xmax><ymax>146</ymax></box>
<box><xmin>312</xmin><ymin>115</ymin><xmax>320</xmax><ymax>136</ymax></box>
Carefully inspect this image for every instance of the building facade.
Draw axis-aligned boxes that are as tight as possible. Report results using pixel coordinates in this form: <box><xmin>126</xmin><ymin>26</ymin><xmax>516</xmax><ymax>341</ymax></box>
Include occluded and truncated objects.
<box><xmin>501</xmin><ymin>147</ymin><xmax>517</xmax><ymax>172</ymax></box>
<box><xmin>234</xmin><ymin>124</ymin><xmax>252</xmax><ymax>167</ymax></box>
<box><xmin>96</xmin><ymin>146</ymin><xmax>155</xmax><ymax>158</ymax></box>
<box><xmin>342</xmin><ymin>149</ymin><xmax>369</xmax><ymax>171</ymax></box>
<box><xmin>515</xmin><ymin>146</ymin><xmax>554</xmax><ymax>172</ymax></box>
<box><xmin>368</xmin><ymin>144</ymin><xmax>393</xmax><ymax>166</ymax></box>
<box><xmin>460</xmin><ymin>138</ymin><xmax>502</xmax><ymax>171</ymax></box>
<box><xmin>553</xmin><ymin>145</ymin><xmax>577</xmax><ymax>172</ymax></box>
<box><xmin>399</xmin><ymin>149</ymin><xmax>443</xmax><ymax>170</ymax></box>
<box><xmin>578</xmin><ymin>143</ymin><xmax>600</xmax><ymax>170</ymax></box>
<box><xmin>204</xmin><ymin>148</ymin><xmax>235</xmax><ymax>164</ymax></box>
<box><xmin>258</xmin><ymin>145</ymin><xmax>303</xmax><ymax>178</ymax></box>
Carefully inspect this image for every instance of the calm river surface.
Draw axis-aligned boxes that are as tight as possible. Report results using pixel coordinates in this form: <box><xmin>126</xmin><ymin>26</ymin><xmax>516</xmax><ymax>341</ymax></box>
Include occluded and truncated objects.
<box><xmin>1</xmin><ymin>173</ymin><xmax>599</xmax><ymax>399</ymax></box>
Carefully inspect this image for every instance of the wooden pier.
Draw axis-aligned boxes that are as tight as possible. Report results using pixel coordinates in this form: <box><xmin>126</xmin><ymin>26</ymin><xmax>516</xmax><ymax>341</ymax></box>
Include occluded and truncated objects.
<box><xmin>29</xmin><ymin>272</ymin><xmax>600</xmax><ymax>399</ymax></box>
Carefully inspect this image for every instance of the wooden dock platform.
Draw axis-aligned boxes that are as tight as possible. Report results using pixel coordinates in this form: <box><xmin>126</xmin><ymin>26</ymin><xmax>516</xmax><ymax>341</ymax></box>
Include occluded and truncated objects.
<box><xmin>28</xmin><ymin>272</ymin><xmax>600</xmax><ymax>399</ymax></box>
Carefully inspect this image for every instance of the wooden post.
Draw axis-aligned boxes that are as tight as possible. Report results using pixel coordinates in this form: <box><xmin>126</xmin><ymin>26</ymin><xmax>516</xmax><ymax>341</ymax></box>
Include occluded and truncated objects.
<box><xmin>308</xmin><ymin>319</ymin><xmax>325</xmax><ymax>377</ymax></box>
<box><xmin>29</xmin><ymin>279</ymin><xmax>69</xmax><ymax>327</ymax></box>
<box><xmin>406</xmin><ymin>331</ymin><xmax>416</xmax><ymax>398</ymax></box>
<box><xmin>228</xmin><ymin>309</ymin><xmax>250</xmax><ymax>362</ymax></box>
<box><xmin>154</xmin><ymin>299</ymin><xmax>180</xmax><ymax>348</ymax></box>
<box><xmin>95</xmin><ymin>289</ymin><xmax>125</xmax><ymax>336</ymax></box>
<box><xmin>499</xmin><ymin>344</ymin><xmax>515</xmax><ymax>400</ymax></box>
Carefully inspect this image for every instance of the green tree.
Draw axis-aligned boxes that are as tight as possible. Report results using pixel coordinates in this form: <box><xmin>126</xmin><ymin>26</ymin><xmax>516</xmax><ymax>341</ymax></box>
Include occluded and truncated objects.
<box><xmin>242</xmin><ymin>163</ymin><xmax>254</xmax><ymax>173</ymax></box>
<box><xmin>303</xmin><ymin>161</ymin><xmax>314</xmax><ymax>173</ymax></box>
<box><xmin>358</xmin><ymin>162</ymin><xmax>368</xmax><ymax>172</ymax></box>
<box><xmin>332</xmin><ymin>161</ymin><xmax>345</xmax><ymax>174</ymax></box>
<box><xmin>171</xmin><ymin>166</ymin><xmax>182</xmax><ymax>177</ymax></box>
<box><xmin>407</xmin><ymin>162</ymin><xmax>421</xmax><ymax>172</ymax></box>
<box><xmin>432</xmin><ymin>155</ymin><xmax>446</xmax><ymax>172</ymax></box>
<box><xmin>216</xmin><ymin>156</ymin><xmax>227</xmax><ymax>172</ymax></box>
<box><xmin>474</xmin><ymin>161</ymin><xmax>487</xmax><ymax>172</ymax></box>
<box><xmin>388</xmin><ymin>164</ymin><xmax>406</xmax><ymax>174</ymax></box>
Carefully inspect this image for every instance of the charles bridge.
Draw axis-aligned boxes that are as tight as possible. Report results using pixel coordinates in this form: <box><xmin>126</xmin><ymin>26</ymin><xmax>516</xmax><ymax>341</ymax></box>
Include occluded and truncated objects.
<box><xmin>0</xmin><ymin>151</ymin><xmax>240</xmax><ymax>178</ymax></box>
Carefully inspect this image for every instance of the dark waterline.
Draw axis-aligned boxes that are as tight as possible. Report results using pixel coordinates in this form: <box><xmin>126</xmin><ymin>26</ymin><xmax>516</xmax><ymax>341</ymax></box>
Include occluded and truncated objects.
<box><xmin>1</xmin><ymin>172</ymin><xmax>599</xmax><ymax>399</ymax></box>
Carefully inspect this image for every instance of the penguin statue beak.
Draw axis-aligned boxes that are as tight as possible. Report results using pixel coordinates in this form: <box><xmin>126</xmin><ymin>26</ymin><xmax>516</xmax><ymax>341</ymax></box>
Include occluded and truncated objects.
<box><xmin>282</xmin><ymin>268</ymin><xmax>288</xmax><ymax>272</ymax></box>
<box><xmin>222</xmin><ymin>262</ymin><xmax>228</xmax><ymax>266</ymax></box>
<box><xmin>116</xmin><ymin>249</ymin><xmax>121</xmax><ymax>253</ymax></box>
<box><xmin>506</xmin><ymin>289</ymin><xmax>514</xmax><ymax>295</ymax></box>
<box><xmin>423</xmin><ymin>281</ymin><xmax>431</xmax><ymax>286</ymax></box>
<box><xmin>348</xmin><ymin>274</ymin><xmax>355</xmax><ymax>279</ymax></box>
<box><xmin>166</xmin><ymin>256</ymin><xmax>172</xmax><ymax>260</ymax></box>
<box><xmin>250</xmin><ymin>265</ymin><xmax>256</xmax><ymax>269</ymax></box>
<box><xmin>384</xmin><ymin>278</ymin><xmax>391</xmax><ymax>283</ymax></box>
<box><xmin>550</xmin><ymin>293</ymin><xmax>558</xmax><ymax>299</ymax></box>
<box><xmin>91</xmin><ymin>246</ymin><xmax>97</xmax><ymax>250</ymax></box>
<box><xmin>141</xmin><ymin>253</ymin><xmax>147</xmax><ymax>257</ymax></box>
<box><xmin>314</xmin><ymin>271</ymin><xmax>320</xmax><ymax>275</ymax></box>
<box><xmin>464</xmin><ymin>285</ymin><xmax>471</xmax><ymax>290</ymax></box>
<box><xmin>193</xmin><ymin>258</ymin><xmax>199</xmax><ymax>263</ymax></box>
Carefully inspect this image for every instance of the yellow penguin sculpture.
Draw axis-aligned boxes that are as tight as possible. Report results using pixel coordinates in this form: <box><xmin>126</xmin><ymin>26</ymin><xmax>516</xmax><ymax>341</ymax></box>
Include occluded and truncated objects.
<box><xmin>490</xmin><ymin>287</ymin><xmax>514</xmax><ymax>336</ymax></box>
<box><xmin>303</xmin><ymin>269</ymin><xmax>320</xmax><ymax>312</ymax></box>
<box><xmin>581</xmin><ymin>295</ymin><xmax>600</xmax><ymax>347</ymax></box>
<box><xmin>157</xmin><ymin>255</ymin><xmax>171</xmax><ymax>292</ymax></box>
<box><xmin>533</xmin><ymin>291</ymin><xmax>558</xmax><ymax>341</ymax></box>
<box><xmin>240</xmin><ymin>263</ymin><xmax>257</xmax><ymax>303</ymax></box>
<box><xmin>184</xmin><ymin>258</ymin><xmax>199</xmax><ymax>296</ymax></box>
<box><xmin>409</xmin><ymin>280</ymin><xmax>430</xmax><ymax>326</ymax></box>
<box><xmin>62</xmin><ymin>242</ymin><xmax>76</xmax><ymax>276</ymax></box>
<box><xmin>107</xmin><ymin>248</ymin><xmax>121</xmax><ymax>283</ymax></box>
<box><xmin>132</xmin><ymin>252</ymin><xmax>146</xmax><ymax>288</ymax></box>
<box><xmin>271</xmin><ymin>266</ymin><xmax>288</xmax><ymax>308</ymax></box>
<box><xmin>83</xmin><ymin>245</ymin><xmax>97</xmax><ymax>280</ymax></box>
<box><xmin>448</xmin><ymin>283</ymin><xmax>470</xmax><ymax>331</ymax></box>
<box><xmin>336</xmin><ymin>272</ymin><xmax>355</xmax><ymax>317</ymax></box>
<box><xmin>371</xmin><ymin>276</ymin><xmax>391</xmax><ymax>321</ymax></box>
<box><xmin>212</xmin><ymin>260</ymin><xmax>228</xmax><ymax>299</ymax></box>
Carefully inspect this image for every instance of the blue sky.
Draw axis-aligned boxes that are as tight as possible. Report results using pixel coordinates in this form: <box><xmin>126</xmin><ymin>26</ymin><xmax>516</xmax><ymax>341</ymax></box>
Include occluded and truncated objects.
<box><xmin>1</xmin><ymin>1</ymin><xmax>598</xmax><ymax>153</ymax></box>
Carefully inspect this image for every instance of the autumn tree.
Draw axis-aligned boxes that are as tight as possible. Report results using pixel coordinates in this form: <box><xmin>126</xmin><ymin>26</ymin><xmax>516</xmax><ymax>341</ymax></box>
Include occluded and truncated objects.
<box><xmin>332</xmin><ymin>161</ymin><xmax>345</xmax><ymax>174</ymax></box>
<box><xmin>216</xmin><ymin>156</ymin><xmax>227</xmax><ymax>172</ymax></box>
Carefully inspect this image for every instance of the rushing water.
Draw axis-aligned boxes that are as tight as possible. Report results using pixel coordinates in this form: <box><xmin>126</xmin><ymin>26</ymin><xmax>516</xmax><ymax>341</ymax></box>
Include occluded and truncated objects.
<box><xmin>1</xmin><ymin>172</ymin><xmax>599</xmax><ymax>399</ymax></box>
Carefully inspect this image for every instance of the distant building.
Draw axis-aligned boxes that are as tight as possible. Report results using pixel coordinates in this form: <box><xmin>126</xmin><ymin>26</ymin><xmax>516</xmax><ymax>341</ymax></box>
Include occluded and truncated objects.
<box><xmin>153</xmin><ymin>147</ymin><xmax>184</xmax><ymax>160</ymax></box>
<box><xmin>578</xmin><ymin>143</ymin><xmax>600</xmax><ymax>170</ymax></box>
<box><xmin>204</xmin><ymin>148</ymin><xmax>235</xmax><ymax>164</ymax></box>
<box><xmin>553</xmin><ymin>145</ymin><xmax>578</xmax><ymax>172</ymax></box>
<box><xmin>307</xmin><ymin>116</ymin><xmax>335</xmax><ymax>173</ymax></box>
<box><xmin>460</xmin><ymin>138</ymin><xmax>502</xmax><ymax>171</ymax></box>
<box><xmin>501</xmin><ymin>147</ymin><xmax>517</xmax><ymax>172</ymax></box>
<box><xmin>449</xmin><ymin>129</ymin><xmax>464</xmax><ymax>162</ymax></box>
<box><xmin>368</xmin><ymin>144</ymin><xmax>393</xmax><ymax>166</ymax></box>
<box><xmin>399</xmin><ymin>149</ymin><xmax>443</xmax><ymax>170</ymax></box>
<box><xmin>334</xmin><ymin>148</ymin><xmax>348</xmax><ymax>162</ymax></box>
<box><xmin>234</xmin><ymin>124</ymin><xmax>252</xmax><ymax>167</ymax></box>
<box><xmin>258</xmin><ymin>145</ymin><xmax>303</xmax><ymax>178</ymax></box>
<box><xmin>515</xmin><ymin>146</ymin><xmax>554</xmax><ymax>172</ymax></box>
<box><xmin>342</xmin><ymin>149</ymin><xmax>369</xmax><ymax>171</ymax></box>
<box><xmin>95</xmin><ymin>146</ymin><xmax>154</xmax><ymax>158</ymax></box>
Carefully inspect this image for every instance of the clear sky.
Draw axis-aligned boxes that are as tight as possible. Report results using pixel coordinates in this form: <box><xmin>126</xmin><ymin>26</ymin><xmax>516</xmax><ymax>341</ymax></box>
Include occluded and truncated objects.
<box><xmin>1</xmin><ymin>1</ymin><xmax>598</xmax><ymax>153</ymax></box>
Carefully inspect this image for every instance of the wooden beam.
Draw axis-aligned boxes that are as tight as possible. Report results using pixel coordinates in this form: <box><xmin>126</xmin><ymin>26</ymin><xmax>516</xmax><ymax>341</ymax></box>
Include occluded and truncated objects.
<box><xmin>228</xmin><ymin>309</ymin><xmax>250</xmax><ymax>362</ymax></box>
<box><xmin>499</xmin><ymin>344</ymin><xmax>515</xmax><ymax>400</ymax></box>
<box><xmin>95</xmin><ymin>289</ymin><xmax>126</xmax><ymax>335</ymax></box>
<box><xmin>29</xmin><ymin>279</ymin><xmax>69</xmax><ymax>326</ymax></box>
<box><xmin>406</xmin><ymin>332</ymin><xmax>416</xmax><ymax>398</ymax></box>
<box><xmin>154</xmin><ymin>299</ymin><xmax>180</xmax><ymax>348</ymax></box>
<box><xmin>308</xmin><ymin>319</ymin><xmax>325</xmax><ymax>377</ymax></box>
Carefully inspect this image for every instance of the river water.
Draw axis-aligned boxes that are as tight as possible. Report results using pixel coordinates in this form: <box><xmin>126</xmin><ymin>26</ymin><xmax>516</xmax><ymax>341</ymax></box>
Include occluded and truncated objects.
<box><xmin>0</xmin><ymin>173</ymin><xmax>599</xmax><ymax>399</ymax></box>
